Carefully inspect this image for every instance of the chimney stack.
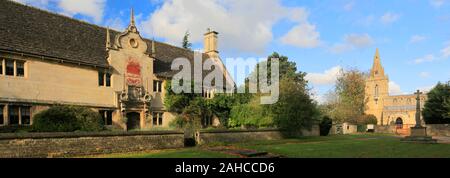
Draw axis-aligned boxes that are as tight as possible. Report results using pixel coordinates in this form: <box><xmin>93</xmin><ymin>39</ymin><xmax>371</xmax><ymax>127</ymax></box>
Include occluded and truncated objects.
<box><xmin>204</xmin><ymin>28</ymin><xmax>219</xmax><ymax>57</ymax></box>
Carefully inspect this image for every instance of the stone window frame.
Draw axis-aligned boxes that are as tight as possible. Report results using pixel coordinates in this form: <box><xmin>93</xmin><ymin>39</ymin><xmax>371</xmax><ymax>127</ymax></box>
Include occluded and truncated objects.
<box><xmin>152</xmin><ymin>112</ymin><xmax>164</xmax><ymax>126</ymax></box>
<box><xmin>153</xmin><ymin>80</ymin><xmax>163</xmax><ymax>93</ymax></box>
<box><xmin>7</xmin><ymin>105</ymin><xmax>32</xmax><ymax>126</ymax></box>
<box><xmin>0</xmin><ymin>105</ymin><xmax>4</xmax><ymax>125</ymax></box>
<box><xmin>0</xmin><ymin>58</ymin><xmax>27</xmax><ymax>78</ymax></box>
<box><xmin>202</xmin><ymin>88</ymin><xmax>214</xmax><ymax>99</ymax></box>
<box><xmin>98</xmin><ymin>70</ymin><xmax>112</xmax><ymax>87</ymax></box>
<box><xmin>99</xmin><ymin>110</ymin><xmax>113</xmax><ymax>126</ymax></box>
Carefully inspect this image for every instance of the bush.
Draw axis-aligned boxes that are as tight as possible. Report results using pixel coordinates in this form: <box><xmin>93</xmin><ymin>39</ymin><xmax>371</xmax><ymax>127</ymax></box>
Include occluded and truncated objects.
<box><xmin>0</xmin><ymin>125</ymin><xmax>33</xmax><ymax>133</ymax></box>
<box><xmin>32</xmin><ymin>106</ymin><xmax>104</xmax><ymax>132</ymax></box>
<box><xmin>228</xmin><ymin>102</ymin><xmax>273</xmax><ymax>128</ymax></box>
<box><xmin>319</xmin><ymin>116</ymin><xmax>332</xmax><ymax>136</ymax></box>
<box><xmin>356</xmin><ymin>114</ymin><xmax>378</xmax><ymax>125</ymax></box>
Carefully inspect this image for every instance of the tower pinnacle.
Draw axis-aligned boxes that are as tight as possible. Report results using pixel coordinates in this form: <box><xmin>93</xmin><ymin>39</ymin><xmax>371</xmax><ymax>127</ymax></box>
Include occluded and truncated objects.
<box><xmin>371</xmin><ymin>48</ymin><xmax>385</xmax><ymax>77</ymax></box>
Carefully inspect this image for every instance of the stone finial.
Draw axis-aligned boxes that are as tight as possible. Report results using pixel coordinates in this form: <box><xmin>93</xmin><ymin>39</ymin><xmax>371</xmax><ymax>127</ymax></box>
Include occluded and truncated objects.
<box><xmin>106</xmin><ymin>27</ymin><xmax>111</xmax><ymax>49</ymax></box>
<box><xmin>131</xmin><ymin>8</ymin><xmax>135</xmax><ymax>26</ymax></box>
<box><xmin>151</xmin><ymin>39</ymin><xmax>156</xmax><ymax>58</ymax></box>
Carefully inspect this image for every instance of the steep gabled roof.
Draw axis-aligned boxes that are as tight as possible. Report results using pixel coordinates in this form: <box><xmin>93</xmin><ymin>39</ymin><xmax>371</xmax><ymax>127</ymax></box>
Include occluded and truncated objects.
<box><xmin>0</xmin><ymin>0</ymin><xmax>211</xmax><ymax>78</ymax></box>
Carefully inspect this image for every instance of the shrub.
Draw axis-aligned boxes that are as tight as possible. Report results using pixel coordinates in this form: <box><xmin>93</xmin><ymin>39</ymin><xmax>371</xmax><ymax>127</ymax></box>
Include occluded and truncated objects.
<box><xmin>355</xmin><ymin>114</ymin><xmax>378</xmax><ymax>125</ymax></box>
<box><xmin>32</xmin><ymin>106</ymin><xmax>104</xmax><ymax>132</ymax></box>
<box><xmin>228</xmin><ymin>102</ymin><xmax>273</xmax><ymax>128</ymax></box>
<box><xmin>0</xmin><ymin>125</ymin><xmax>33</xmax><ymax>133</ymax></box>
<box><xmin>319</xmin><ymin>116</ymin><xmax>332</xmax><ymax>136</ymax></box>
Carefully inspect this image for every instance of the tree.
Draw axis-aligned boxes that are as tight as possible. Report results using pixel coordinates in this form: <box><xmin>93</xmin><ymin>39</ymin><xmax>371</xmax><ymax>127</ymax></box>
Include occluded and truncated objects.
<box><xmin>326</xmin><ymin>69</ymin><xmax>367</xmax><ymax>124</ymax></box>
<box><xmin>423</xmin><ymin>82</ymin><xmax>450</xmax><ymax>124</ymax></box>
<box><xmin>229</xmin><ymin>52</ymin><xmax>319</xmax><ymax>134</ymax></box>
<box><xmin>182</xmin><ymin>31</ymin><xmax>192</xmax><ymax>49</ymax></box>
<box><xmin>271</xmin><ymin>77</ymin><xmax>319</xmax><ymax>134</ymax></box>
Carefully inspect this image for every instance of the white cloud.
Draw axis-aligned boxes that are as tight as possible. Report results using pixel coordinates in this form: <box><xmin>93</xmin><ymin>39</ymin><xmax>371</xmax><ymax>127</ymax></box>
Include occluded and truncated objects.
<box><xmin>419</xmin><ymin>72</ymin><xmax>430</xmax><ymax>78</ymax></box>
<box><xmin>305</xmin><ymin>66</ymin><xmax>343</xmax><ymax>86</ymax></box>
<box><xmin>58</xmin><ymin>0</ymin><xmax>106</xmax><ymax>23</ymax></box>
<box><xmin>430</xmin><ymin>0</ymin><xmax>446</xmax><ymax>8</ymax></box>
<box><xmin>141</xmin><ymin>0</ymin><xmax>317</xmax><ymax>54</ymax></box>
<box><xmin>419</xmin><ymin>85</ymin><xmax>435</xmax><ymax>92</ymax></box>
<box><xmin>389</xmin><ymin>81</ymin><xmax>403</xmax><ymax>95</ymax></box>
<box><xmin>344</xmin><ymin>1</ymin><xmax>355</xmax><ymax>11</ymax></box>
<box><xmin>413</xmin><ymin>54</ymin><xmax>435</xmax><ymax>64</ymax></box>
<box><xmin>13</xmin><ymin>0</ymin><xmax>49</xmax><ymax>8</ymax></box>
<box><xmin>410</xmin><ymin>35</ymin><xmax>427</xmax><ymax>43</ymax></box>
<box><xmin>345</xmin><ymin>33</ymin><xmax>374</xmax><ymax>47</ymax></box>
<box><xmin>280</xmin><ymin>23</ymin><xmax>321</xmax><ymax>48</ymax></box>
<box><xmin>329</xmin><ymin>33</ymin><xmax>374</xmax><ymax>54</ymax></box>
<box><xmin>441</xmin><ymin>44</ymin><xmax>450</xmax><ymax>58</ymax></box>
<box><xmin>105</xmin><ymin>17</ymin><xmax>126</xmax><ymax>31</ymax></box>
<box><xmin>380</xmin><ymin>12</ymin><xmax>400</xmax><ymax>25</ymax></box>
<box><xmin>13</xmin><ymin>0</ymin><xmax>106</xmax><ymax>23</ymax></box>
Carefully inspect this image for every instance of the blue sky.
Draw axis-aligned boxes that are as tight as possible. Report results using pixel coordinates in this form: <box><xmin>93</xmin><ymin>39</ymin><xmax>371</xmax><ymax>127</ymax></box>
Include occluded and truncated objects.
<box><xmin>14</xmin><ymin>0</ymin><xmax>450</xmax><ymax>102</ymax></box>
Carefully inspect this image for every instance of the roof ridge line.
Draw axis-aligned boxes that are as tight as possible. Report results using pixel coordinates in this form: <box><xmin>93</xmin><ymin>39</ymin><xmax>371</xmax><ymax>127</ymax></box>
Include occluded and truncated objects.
<box><xmin>7</xmin><ymin>0</ymin><xmax>206</xmax><ymax>56</ymax></box>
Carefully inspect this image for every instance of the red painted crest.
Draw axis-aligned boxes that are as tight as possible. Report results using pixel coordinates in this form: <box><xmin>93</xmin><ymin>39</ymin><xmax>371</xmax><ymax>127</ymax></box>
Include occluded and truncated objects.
<box><xmin>126</xmin><ymin>58</ymin><xmax>142</xmax><ymax>86</ymax></box>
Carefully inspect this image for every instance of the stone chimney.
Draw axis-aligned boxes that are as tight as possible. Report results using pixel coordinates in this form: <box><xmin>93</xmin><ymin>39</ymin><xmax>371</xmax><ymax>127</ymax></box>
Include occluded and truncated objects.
<box><xmin>204</xmin><ymin>28</ymin><xmax>219</xmax><ymax>57</ymax></box>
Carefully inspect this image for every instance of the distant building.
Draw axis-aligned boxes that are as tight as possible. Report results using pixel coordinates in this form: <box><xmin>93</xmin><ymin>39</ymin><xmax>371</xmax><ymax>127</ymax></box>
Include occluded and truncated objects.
<box><xmin>0</xmin><ymin>1</ymin><xmax>233</xmax><ymax>130</ymax></box>
<box><xmin>364</xmin><ymin>49</ymin><xmax>427</xmax><ymax>128</ymax></box>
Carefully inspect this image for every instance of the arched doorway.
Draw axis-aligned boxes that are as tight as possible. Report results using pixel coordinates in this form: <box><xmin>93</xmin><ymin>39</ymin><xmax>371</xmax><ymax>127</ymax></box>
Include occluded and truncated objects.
<box><xmin>127</xmin><ymin>112</ymin><xmax>141</xmax><ymax>131</ymax></box>
<box><xmin>395</xmin><ymin>117</ymin><xmax>403</xmax><ymax>129</ymax></box>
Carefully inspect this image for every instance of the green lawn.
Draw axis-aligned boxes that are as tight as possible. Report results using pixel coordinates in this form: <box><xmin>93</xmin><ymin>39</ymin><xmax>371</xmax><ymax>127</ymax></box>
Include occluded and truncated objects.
<box><xmin>87</xmin><ymin>134</ymin><xmax>450</xmax><ymax>158</ymax></box>
<box><xmin>90</xmin><ymin>148</ymin><xmax>238</xmax><ymax>158</ymax></box>
<box><xmin>236</xmin><ymin>134</ymin><xmax>450</xmax><ymax>158</ymax></box>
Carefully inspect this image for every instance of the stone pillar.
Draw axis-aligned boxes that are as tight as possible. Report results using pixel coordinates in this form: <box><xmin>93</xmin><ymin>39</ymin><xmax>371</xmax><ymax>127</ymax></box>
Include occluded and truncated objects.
<box><xmin>401</xmin><ymin>90</ymin><xmax>437</xmax><ymax>143</ymax></box>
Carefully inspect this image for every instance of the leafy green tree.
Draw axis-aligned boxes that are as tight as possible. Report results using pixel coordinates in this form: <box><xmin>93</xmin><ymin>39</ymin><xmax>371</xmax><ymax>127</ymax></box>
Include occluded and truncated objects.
<box><xmin>423</xmin><ymin>82</ymin><xmax>450</xmax><ymax>124</ymax></box>
<box><xmin>229</xmin><ymin>52</ymin><xmax>319</xmax><ymax>134</ymax></box>
<box><xmin>271</xmin><ymin>77</ymin><xmax>319</xmax><ymax>134</ymax></box>
<box><xmin>326</xmin><ymin>69</ymin><xmax>367</xmax><ymax>124</ymax></box>
<box><xmin>182</xmin><ymin>31</ymin><xmax>192</xmax><ymax>49</ymax></box>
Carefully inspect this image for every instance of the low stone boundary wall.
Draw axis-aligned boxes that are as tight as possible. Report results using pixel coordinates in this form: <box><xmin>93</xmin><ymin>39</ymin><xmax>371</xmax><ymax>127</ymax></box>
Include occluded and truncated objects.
<box><xmin>0</xmin><ymin>131</ymin><xmax>184</xmax><ymax>158</ymax></box>
<box><xmin>196</xmin><ymin>126</ymin><xmax>320</xmax><ymax>145</ymax></box>
<box><xmin>375</xmin><ymin>125</ymin><xmax>396</xmax><ymax>134</ymax></box>
<box><xmin>196</xmin><ymin>129</ymin><xmax>283</xmax><ymax>145</ymax></box>
<box><xmin>426</xmin><ymin>124</ymin><xmax>450</xmax><ymax>137</ymax></box>
<box><xmin>375</xmin><ymin>124</ymin><xmax>450</xmax><ymax>136</ymax></box>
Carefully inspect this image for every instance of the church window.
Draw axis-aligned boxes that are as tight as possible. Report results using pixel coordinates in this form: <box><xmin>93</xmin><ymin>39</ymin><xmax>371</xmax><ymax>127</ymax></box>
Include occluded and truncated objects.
<box><xmin>5</xmin><ymin>59</ymin><xmax>14</xmax><ymax>76</ymax></box>
<box><xmin>0</xmin><ymin>105</ymin><xmax>4</xmax><ymax>125</ymax></box>
<box><xmin>98</xmin><ymin>71</ymin><xmax>104</xmax><ymax>86</ymax></box>
<box><xmin>153</xmin><ymin>80</ymin><xmax>162</xmax><ymax>93</ymax></box>
<box><xmin>374</xmin><ymin>85</ymin><xmax>379</xmax><ymax>97</ymax></box>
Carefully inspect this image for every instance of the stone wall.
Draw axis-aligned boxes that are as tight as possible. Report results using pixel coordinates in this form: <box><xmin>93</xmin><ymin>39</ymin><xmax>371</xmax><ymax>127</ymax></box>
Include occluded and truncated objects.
<box><xmin>196</xmin><ymin>126</ymin><xmax>320</xmax><ymax>145</ymax></box>
<box><xmin>375</xmin><ymin>125</ymin><xmax>396</xmax><ymax>134</ymax></box>
<box><xmin>375</xmin><ymin>124</ymin><xmax>450</xmax><ymax>137</ymax></box>
<box><xmin>426</xmin><ymin>124</ymin><xmax>450</xmax><ymax>137</ymax></box>
<box><xmin>0</xmin><ymin>131</ymin><xmax>184</xmax><ymax>158</ymax></box>
<box><xmin>196</xmin><ymin>129</ymin><xmax>283</xmax><ymax>145</ymax></box>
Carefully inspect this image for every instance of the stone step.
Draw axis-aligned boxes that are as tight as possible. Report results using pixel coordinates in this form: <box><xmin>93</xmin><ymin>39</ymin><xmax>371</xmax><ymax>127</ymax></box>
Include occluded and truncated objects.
<box><xmin>237</xmin><ymin>150</ymin><xmax>269</xmax><ymax>157</ymax></box>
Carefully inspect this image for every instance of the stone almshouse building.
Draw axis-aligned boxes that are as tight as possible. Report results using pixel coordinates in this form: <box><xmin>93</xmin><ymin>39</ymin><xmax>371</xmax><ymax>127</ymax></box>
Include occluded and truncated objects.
<box><xmin>0</xmin><ymin>1</ymin><xmax>233</xmax><ymax>130</ymax></box>
<box><xmin>365</xmin><ymin>49</ymin><xmax>427</xmax><ymax>127</ymax></box>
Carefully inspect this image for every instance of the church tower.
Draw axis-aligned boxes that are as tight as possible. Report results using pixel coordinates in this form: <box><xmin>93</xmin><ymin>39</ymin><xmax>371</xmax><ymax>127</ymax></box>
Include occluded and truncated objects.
<box><xmin>365</xmin><ymin>48</ymin><xmax>389</xmax><ymax>125</ymax></box>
